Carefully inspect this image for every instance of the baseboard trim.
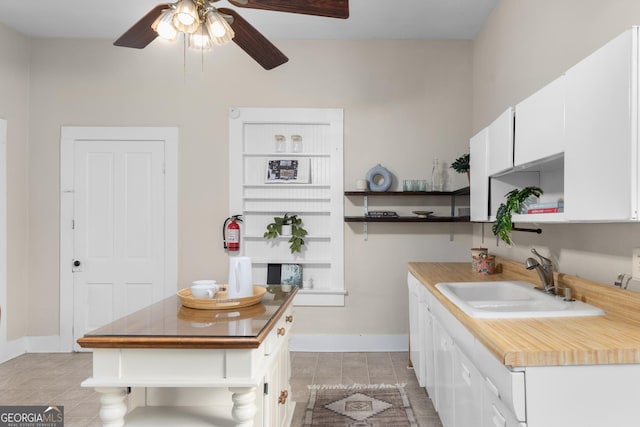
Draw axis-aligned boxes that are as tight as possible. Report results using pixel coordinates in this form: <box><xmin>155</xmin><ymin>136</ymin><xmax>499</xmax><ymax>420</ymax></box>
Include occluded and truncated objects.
<box><xmin>290</xmin><ymin>334</ymin><xmax>408</xmax><ymax>352</ymax></box>
<box><xmin>0</xmin><ymin>337</ymin><xmax>26</xmax><ymax>363</ymax></box>
<box><xmin>27</xmin><ymin>335</ymin><xmax>70</xmax><ymax>353</ymax></box>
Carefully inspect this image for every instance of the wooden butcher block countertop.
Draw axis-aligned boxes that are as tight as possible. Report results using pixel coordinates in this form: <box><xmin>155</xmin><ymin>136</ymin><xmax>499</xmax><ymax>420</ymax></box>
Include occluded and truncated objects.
<box><xmin>409</xmin><ymin>258</ymin><xmax>640</xmax><ymax>367</ymax></box>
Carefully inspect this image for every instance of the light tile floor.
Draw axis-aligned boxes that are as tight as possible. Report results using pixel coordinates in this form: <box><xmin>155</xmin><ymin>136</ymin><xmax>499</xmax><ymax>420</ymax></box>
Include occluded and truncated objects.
<box><xmin>0</xmin><ymin>352</ymin><xmax>442</xmax><ymax>427</ymax></box>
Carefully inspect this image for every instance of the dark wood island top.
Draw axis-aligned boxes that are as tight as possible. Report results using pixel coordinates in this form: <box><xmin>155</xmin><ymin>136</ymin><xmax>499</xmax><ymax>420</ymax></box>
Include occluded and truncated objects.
<box><xmin>77</xmin><ymin>286</ymin><xmax>297</xmax><ymax>350</ymax></box>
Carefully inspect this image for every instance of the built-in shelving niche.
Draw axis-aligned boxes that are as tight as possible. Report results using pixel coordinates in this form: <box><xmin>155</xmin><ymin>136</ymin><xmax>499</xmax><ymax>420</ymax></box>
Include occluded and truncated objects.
<box><xmin>229</xmin><ymin>108</ymin><xmax>345</xmax><ymax>306</ymax></box>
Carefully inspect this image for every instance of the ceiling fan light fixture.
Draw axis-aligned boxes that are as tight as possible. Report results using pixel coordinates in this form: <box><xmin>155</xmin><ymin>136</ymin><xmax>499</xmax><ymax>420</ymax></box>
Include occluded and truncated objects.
<box><xmin>204</xmin><ymin>10</ymin><xmax>234</xmax><ymax>45</ymax></box>
<box><xmin>152</xmin><ymin>9</ymin><xmax>179</xmax><ymax>41</ymax></box>
<box><xmin>173</xmin><ymin>0</ymin><xmax>200</xmax><ymax>33</ymax></box>
<box><xmin>188</xmin><ymin>24</ymin><xmax>215</xmax><ymax>51</ymax></box>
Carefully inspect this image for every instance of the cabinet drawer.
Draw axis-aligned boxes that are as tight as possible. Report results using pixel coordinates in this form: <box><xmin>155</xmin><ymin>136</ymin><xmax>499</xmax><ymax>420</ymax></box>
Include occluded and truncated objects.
<box><xmin>264</xmin><ymin>307</ymin><xmax>294</xmax><ymax>356</ymax></box>
<box><xmin>482</xmin><ymin>381</ymin><xmax>527</xmax><ymax>427</ymax></box>
<box><xmin>474</xmin><ymin>340</ymin><xmax>526</xmax><ymax>422</ymax></box>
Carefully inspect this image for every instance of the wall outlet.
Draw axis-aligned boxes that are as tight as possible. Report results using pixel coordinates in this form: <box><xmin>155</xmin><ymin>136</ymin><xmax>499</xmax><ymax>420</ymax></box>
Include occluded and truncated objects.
<box><xmin>633</xmin><ymin>248</ymin><xmax>640</xmax><ymax>280</ymax></box>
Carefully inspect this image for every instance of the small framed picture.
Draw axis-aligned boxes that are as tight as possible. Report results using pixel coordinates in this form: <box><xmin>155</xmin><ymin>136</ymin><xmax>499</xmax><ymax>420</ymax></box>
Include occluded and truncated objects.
<box><xmin>265</xmin><ymin>158</ymin><xmax>310</xmax><ymax>183</ymax></box>
<box><xmin>267</xmin><ymin>263</ymin><xmax>303</xmax><ymax>287</ymax></box>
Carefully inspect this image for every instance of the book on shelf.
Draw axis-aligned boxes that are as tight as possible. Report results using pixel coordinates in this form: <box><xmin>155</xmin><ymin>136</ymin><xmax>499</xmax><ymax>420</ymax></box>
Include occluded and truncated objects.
<box><xmin>527</xmin><ymin>207</ymin><xmax>564</xmax><ymax>214</ymax></box>
<box><xmin>366</xmin><ymin>211</ymin><xmax>399</xmax><ymax>218</ymax></box>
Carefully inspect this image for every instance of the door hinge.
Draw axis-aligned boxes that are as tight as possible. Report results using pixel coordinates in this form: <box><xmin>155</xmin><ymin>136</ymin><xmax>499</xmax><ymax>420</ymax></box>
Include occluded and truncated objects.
<box><xmin>264</xmin><ymin>382</ymin><xmax>269</xmax><ymax>395</ymax></box>
<box><xmin>72</xmin><ymin>220</ymin><xmax>75</xmax><ymax>230</ymax></box>
<box><xmin>163</xmin><ymin>162</ymin><xmax>166</xmax><ymax>174</ymax></box>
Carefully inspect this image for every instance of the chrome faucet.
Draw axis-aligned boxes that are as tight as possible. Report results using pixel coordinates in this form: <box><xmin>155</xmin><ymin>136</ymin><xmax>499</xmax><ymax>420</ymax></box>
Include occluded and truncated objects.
<box><xmin>525</xmin><ymin>248</ymin><xmax>555</xmax><ymax>293</ymax></box>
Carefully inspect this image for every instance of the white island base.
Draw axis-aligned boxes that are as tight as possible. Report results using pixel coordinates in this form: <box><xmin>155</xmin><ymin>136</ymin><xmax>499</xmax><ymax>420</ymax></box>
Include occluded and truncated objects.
<box><xmin>78</xmin><ymin>290</ymin><xmax>297</xmax><ymax>427</ymax></box>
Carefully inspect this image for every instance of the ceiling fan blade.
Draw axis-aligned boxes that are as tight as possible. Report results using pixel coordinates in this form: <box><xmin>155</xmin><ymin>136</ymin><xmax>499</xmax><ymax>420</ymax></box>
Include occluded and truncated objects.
<box><xmin>114</xmin><ymin>4</ymin><xmax>171</xmax><ymax>49</ymax></box>
<box><xmin>228</xmin><ymin>0</ymin><xmax>349</xmax><ymax>19</ymax></box>
<box><xmin>218</xmin><ymin>8</ymin><xmax>289</xmax><ymax>70</ymax></box>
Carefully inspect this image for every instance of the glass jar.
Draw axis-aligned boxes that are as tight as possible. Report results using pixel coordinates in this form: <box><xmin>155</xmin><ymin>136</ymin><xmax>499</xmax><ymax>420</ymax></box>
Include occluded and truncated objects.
<box><xmin>291</xmin><ymin>135</ymin><xmax>303</xmax><ymax>153</ymax></box>
<box><xmin>275</xmin><ymin>134</ymin><xmax>286</xmax><ymax>153</ymax></box>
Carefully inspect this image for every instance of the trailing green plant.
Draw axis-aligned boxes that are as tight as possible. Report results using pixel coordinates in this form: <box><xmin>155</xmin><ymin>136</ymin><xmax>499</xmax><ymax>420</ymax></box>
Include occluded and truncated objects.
<box><xmin>450</xmin><ymin>153</ymin><xmax>470</xmax><ymax>174</ymax></box>
<box><xmin>492</xmin><ymin>186</ymin><xmax>543</xmax><ymax>246</ymax></box>
<box><xmin>264</xmin><ymin>213</ymin><xmax>308</xmax><ymax>254</ymax></box>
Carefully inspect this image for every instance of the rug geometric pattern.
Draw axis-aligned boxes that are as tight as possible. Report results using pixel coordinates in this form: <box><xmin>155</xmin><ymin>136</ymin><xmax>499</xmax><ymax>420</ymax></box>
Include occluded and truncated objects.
<box><xmin>304</xmin><ymin>383</ymin><xmax>418</xmax><ymax>426</ymax></box>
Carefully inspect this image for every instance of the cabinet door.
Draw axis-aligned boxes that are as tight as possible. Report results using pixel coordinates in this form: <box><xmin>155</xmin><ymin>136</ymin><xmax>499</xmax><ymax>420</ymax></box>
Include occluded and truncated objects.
<box><xmin>421</xmin><ymin>297</ymin><xmax>436</xmax><ymax>401</ymax></box>
<box><xmin>514</xmin><ymin>75</ymin><xmax>565</xmax><ymax>167</ymax></box>
<box><xmin>433</xmin><ymin>318</ymin><xmax>454</xmax><ymax>427</ymax></box>
<box><xmin>487</xmin><ymin>108</ymin><xmax>514</xmax><ymax>176</ymax></box>
<box><xmin>408</xmin><ymin>279</ymin><xmax>424</xmax><ymax>386</ymax></box>
<box><xmin>453</xmin><ymin>346</ymin><xmax>482</xmax><ymax>427</ymax></box>
<box><xmin>565</xmin><ymin>28</ymin><xmax>637</xmax><ymax>220</ymax></box>
<box><xmin>470</xmin><ymin>128</ymin><xmax>489</xmax><ymax>221</ymax></box>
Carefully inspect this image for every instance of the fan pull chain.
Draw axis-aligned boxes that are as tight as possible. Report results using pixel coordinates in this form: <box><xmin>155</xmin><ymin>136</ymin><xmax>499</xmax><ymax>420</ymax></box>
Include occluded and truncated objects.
<box><xmin>183</xmin><ymin>34</ymin><xmax>187</xmax><ymax>84</ymax></box>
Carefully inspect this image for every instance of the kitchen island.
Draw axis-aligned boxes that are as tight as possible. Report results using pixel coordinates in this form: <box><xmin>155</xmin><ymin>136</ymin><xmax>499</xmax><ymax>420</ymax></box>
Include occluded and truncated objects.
<box><xmin>78</xmin><ymin>285</ymin><xmax>296</xmax><ymax>427</ymax></box>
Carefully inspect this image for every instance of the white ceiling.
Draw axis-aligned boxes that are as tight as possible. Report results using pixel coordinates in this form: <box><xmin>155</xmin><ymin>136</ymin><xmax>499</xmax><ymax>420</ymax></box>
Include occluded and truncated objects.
<box><xmin>0</xmin><ymin>0</ymin><xmax>496</xmax><ymax>41</ymax></box>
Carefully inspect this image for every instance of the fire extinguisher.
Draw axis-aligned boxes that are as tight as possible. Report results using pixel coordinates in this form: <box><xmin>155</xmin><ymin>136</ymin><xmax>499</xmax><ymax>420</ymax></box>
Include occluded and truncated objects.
<box><xmin>223</xmin><ymin>215</ymin><xmax>243</xmax><ymax>252</ymax></box>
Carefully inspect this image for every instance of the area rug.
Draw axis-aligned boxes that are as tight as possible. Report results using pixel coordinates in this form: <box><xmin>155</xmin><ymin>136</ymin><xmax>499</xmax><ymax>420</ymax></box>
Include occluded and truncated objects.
<box><xmin>303</xmin><ymin>383</ymin><xmax>418</xmax><ymax>426</ymax></box>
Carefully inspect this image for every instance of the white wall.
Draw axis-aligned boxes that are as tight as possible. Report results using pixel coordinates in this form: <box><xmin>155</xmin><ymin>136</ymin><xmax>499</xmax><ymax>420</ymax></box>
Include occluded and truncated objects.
<box><xmin>0</xmin><ymin>24</ymin><xmax>30</xmax><ymax>345</ymax></box>
<box><xmin>4</xmin><ymin>33</ymin><xmax>473</xmax><ymax>345</ymax></box>
<box><xmin>472</xmin><ymin>0</ymin><xmax>640</xmax><ymax>284</ymax></box>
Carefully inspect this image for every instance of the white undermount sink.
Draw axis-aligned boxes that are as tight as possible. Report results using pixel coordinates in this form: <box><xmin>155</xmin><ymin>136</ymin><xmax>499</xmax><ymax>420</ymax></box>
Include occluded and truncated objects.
<box><xmin>435</xmin><ymin>281</ymin><xmax>605</xmax><ymax>318</ymax></box>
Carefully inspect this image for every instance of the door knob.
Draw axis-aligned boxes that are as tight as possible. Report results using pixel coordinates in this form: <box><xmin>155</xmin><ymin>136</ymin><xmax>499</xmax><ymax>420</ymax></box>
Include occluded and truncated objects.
<box><xmin>73</xmin><ymin>260</ymin><xmax>81</xmax><ymax>267</ymax></box>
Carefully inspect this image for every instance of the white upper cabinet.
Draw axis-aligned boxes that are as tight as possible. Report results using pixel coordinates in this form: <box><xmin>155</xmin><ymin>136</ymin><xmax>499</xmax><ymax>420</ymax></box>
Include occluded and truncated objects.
<box><xmin>564</xmin><ymin>27</ymin><xmax>637</xmax><ymax>221</ymax></box>
<box><xmin>514</xmin><ymin>75</ymin><xmax>565</xmax><ymax>167</ymax></box>
<box><xmin>470</xmin><ymin>128</ymin><xmax>489</xmax><ymax>222</ymax></box>
<box><xmin>487</xmin><ymin>108</ymin><xmax>515</xmax><ymax>176</ymax></box>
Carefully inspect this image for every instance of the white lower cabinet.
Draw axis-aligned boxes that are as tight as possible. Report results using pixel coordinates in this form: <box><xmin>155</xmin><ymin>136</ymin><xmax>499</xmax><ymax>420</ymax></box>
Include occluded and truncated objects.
<box><xmin>409</xmin><ymin>271</ymin><xmax>640</xmax><ymax>427</ymax></box>
<box><xmin>409</xmin><ymin>273</ymin><xmax>526</xmax><ymax>427</ymax></box>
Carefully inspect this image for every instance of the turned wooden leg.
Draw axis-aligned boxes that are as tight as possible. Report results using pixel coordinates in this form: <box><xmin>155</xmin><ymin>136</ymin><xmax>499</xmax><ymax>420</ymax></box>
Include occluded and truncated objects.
<box><xmin>95</xmin><ymin>387</ymin><xmax>127</xmax><ymax>427</ymax></box>
<box><xmin>229</xmin><ymin>386</ymin><xmax>257</xmax><ymax>427</ymax></box>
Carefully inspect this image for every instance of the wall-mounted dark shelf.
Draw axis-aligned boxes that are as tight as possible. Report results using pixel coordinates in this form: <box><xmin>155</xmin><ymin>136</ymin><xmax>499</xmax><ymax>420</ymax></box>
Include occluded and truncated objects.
<box><xmin>344</xmin><ymin>187</ymin><xmax>470</xmax><ymax>197</ymax></box>
<box><xmin>344</xmin><ymin>186</ymin><xmax>471</xmax><ymax>223</ymax></box>
<box><xmin>344</xmin><ymin>215</ymin><xmax>471</xmax><ymax>223</ymax></box>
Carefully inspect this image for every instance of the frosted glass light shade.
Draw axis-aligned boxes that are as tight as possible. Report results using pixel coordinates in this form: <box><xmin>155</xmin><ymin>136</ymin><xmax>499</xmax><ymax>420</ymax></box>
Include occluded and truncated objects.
<box><xmin>188</xmin><ymin>25</ymin><xmax>215</xmax><ymax>51</ymax></box>
<box><xmin>152</xmin><ymin>9</ymin><xmax>178</xmax><ymax>41</ymax></box>
<box><xmin>173</xmin><ymin>0</ymin><xmax>199</xmax><ymax>34</ymax></box>
<box><xmin>205</xmin><ymin>10</ymin><xmax>234</xmax><ymax>45</ymax></box>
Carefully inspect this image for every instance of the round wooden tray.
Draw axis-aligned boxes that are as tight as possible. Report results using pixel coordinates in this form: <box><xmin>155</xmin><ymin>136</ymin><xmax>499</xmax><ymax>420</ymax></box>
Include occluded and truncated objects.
<box><xmin>177</xmin><ymin>285</ymin><xmax>266</xmax><ymax>310</ymax></box>
<box><xmin>178</xmin><ymin>302</ymin><xmax>266</xmax><ymax>323</ymax></box>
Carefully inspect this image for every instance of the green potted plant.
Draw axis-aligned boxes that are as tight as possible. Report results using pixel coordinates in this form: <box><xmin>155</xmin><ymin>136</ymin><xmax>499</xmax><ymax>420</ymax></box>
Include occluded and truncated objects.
<box><xmin>264</xmin><ymin>213</ymin><xmax>308</xmax><ymax>254</ymax></box>
<box><xmin>450</xmin><ymin>153</ymin><xmax>470</xmax><ymax>182</ymax></box>
<box><xmin>492</xmin><ymin>186</ymin><xmax>543</xmax><ymax>245</ymax></box>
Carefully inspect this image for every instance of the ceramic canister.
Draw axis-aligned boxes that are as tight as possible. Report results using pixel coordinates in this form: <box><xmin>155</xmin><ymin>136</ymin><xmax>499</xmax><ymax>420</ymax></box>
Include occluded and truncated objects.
<box><xmin>475</xmin><ymin>255</ymin><xmax>496</xmax><ymax>275</ymax></box>
<box><xmin>471</xmin><ymin>247</ymin><xmax>488</xmax><ymax>272</ymax></box>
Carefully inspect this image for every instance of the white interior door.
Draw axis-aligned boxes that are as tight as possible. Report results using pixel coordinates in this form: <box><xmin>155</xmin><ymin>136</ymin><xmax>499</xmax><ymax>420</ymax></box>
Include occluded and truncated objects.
<box><xmin>60</xmin><ymin>127</ymin><xmax>178</xmax><ymax>352</ymax></box>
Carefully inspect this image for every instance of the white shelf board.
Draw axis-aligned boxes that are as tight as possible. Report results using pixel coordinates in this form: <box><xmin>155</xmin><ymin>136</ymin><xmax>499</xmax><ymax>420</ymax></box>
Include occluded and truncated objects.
<box><xmin>243</xmin><ymin>152</ymin><xmax>330</xmax><ymax>157</ymax></box>
<box><xmin>243</xmin><ymin>234</ymin><xmax>331</xmax><ymax>240</ymax></box>
<box><xmin>250</xmin><ymin>259</ymin><xmax>331</xmax><ymax>265</ymax></box>
<box><xmin>125</xmin><ymin>406</ymin><xmax>235</xmax><ymax>427</ymax></box>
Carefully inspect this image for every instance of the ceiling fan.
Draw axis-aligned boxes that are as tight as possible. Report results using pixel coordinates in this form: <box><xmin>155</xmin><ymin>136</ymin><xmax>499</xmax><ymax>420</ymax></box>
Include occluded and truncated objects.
<box><xmin>114</xmin><ymin>0</ymin><xmax>350</xmax><ymax>70</ymax></box>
